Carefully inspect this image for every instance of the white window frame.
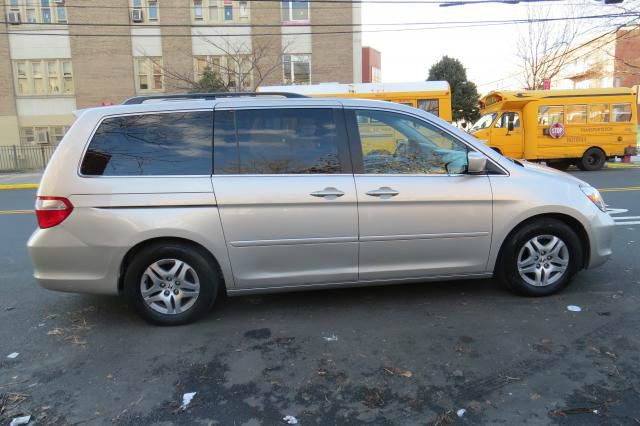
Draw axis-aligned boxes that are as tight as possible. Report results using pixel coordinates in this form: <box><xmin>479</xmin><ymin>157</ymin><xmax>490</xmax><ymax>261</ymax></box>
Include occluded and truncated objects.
<box><xmin>20</xmin><ymin>125</ymin><xmax>70</xmax><ymax>146</ymax></box>
<box><xmin>193</xmin><ymin>0</ymin><xmax>248</xmax><ymax>23</ymax></box>
<box><xmin>6</xmin><ymin>0</ymin><xmax>68</xmax><ymax>24</ymax></box>
<box><xmin>130</xmin><ymin>0</ymin><xmax>160</xmax><ymax>24</ymax></box>
<box><xmin>281</xmin><ymin>0</ymin><xmax>309</xmax><ymax>23</ymax></box>
<box><xmin>13</xmin><ymin>59</ymin><xmax>74</xmax><ymax>97</ymax></box>
<box><xmin>134</xmin><ymin>57</ymin><xmax>164</xmax><ymax>93</ymax></box>
<box><xmin>283</xmin><ymin>54</ymin><xmax>311</xmax><ymax>85</ymax></box>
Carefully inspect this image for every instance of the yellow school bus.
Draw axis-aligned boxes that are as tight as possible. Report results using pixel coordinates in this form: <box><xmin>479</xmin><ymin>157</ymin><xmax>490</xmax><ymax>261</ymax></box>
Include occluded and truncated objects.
<box><xmin>469</xmin><ymin>88</ymin><xmax>638</xmax><ymax>170</ymax></box>
<box><xmin>258</xmin><ymin>82</ymin><xmax>453</xmax><ymax>121</ymax></box>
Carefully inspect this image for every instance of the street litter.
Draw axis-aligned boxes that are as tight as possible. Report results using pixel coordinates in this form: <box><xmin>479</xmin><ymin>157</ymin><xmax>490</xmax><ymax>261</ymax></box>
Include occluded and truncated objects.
<box><xmin>457</xmin><ymin>409</ymin><xmax>466</xmax><ymax>417</ymax></box>
<box><xmin>9</xmin><ymin>415</ymin><xmax>31</xmax><ymax>426</ymax></box>
<box><xmin>7</xmin><ymin>352</ymin><xmax>19</xmax><ymax>359</ymax></box>
<box><xmin>283</xmin><ymin>415</ymin><xmax>299</xmax><ymax>424</ymax></box>
<box><xmin>180</xmin><ymin>392</ymin><xmax>196</xmax><ymax>410</ymax></box>
<box><xmin>567</xmin><ymin>305</ymin><xmax>582</xmax><ymax>312</ymax></box>
<box><xmin>323</xmin><ymin>335</ymin><xmax>338</xmax><ymax>342</ymax></box>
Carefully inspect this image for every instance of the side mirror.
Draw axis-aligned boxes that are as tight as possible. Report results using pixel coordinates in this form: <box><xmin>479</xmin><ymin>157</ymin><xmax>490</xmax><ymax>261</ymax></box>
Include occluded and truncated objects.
<box><xmin>507</xmin><ymin>120</ymin><xmax>515</xmax><ymax>132</ymax></box>
<box><xmin>467</xmin><ymin>151</ymin><xmax>487</xmax><ymax>174</ymax></box>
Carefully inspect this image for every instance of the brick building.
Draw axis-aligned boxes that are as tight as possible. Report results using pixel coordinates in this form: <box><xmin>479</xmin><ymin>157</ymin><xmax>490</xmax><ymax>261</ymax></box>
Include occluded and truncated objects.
<box><xmin>362</xmin><ymin>46</ymin><xmax>381</xmax><ymax>83</ymax></box>
<box><xmin>1</xmin><ymin>0</ymin><xmax>362</xmax><ymax>146</ymax></box>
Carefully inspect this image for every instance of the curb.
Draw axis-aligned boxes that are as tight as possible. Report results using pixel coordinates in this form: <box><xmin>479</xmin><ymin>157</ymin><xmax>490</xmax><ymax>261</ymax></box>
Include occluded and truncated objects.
<box><xmin>0</xmin><ymin>183</ymin><xmax>39</xmax><ymax>190</ymax></box>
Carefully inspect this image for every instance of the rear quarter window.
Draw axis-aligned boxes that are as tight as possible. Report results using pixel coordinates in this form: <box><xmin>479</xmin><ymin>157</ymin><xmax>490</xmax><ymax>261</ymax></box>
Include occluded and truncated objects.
<box><xmin>80</xmin><ymin>111</ymin><xmax>213</xmax><ymax>176</ymax></box>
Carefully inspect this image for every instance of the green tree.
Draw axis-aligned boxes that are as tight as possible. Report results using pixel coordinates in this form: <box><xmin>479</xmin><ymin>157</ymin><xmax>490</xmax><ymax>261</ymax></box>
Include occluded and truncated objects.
<box><xmin>191</xmin><ymin>65</ymin><xmax>227</xmax><ymax>93</ymax></box>
<box><xmin>427</xmin><ymin>56</ymin><xmax>480</xmax><ymax>123</ymax></box>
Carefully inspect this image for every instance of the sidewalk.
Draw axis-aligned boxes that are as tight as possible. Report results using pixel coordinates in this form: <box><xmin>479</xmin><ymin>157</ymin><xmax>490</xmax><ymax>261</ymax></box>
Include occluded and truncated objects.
<box><xmin>0</xmin><ymin>172</ymin><xmax>42</xmax><ymax>189</ymax></box>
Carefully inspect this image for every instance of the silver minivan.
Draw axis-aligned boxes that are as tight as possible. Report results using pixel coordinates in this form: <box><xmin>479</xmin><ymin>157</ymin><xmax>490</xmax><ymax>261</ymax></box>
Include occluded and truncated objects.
<box><xmin>28</xmin><ymin>94</ymin><xmax>614</xmax><ymax>325</ymax></box>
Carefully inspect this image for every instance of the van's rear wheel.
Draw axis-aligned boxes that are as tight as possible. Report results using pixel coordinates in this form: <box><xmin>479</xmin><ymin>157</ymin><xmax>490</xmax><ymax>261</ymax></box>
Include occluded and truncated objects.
<box><xmin>124</xmin><ymin>243</ymin><xmax>218</xmax><ymax>325</ymax></box>
<box><xmin>496</xmin><ymin>219</ymin><xmax>582</xmax><ymax>296</ymax></box>
<box><xmin>548</xmin><ymin>160</ymin><xmax>572</xmax><ymax>171</ymax></box>
<box><xmin>576</xmin><ymin>148</ymin><xmax>606</xmax><ymax>171</ymax></box>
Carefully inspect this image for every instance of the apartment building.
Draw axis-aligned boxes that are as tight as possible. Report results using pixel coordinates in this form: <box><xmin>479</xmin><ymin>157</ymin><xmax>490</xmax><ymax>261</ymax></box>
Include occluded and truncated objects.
<box><xmin>0</xmin><ymin>0</ymin><xmax>362</xmax><ymax>146</ymax></box>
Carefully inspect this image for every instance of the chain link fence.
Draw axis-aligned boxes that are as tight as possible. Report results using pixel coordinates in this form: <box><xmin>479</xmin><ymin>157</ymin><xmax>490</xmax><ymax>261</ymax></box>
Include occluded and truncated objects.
<box><xmin>0</xmin><ymin>145</ymin><xmax>57</xmax><ymax>172</ymax></box>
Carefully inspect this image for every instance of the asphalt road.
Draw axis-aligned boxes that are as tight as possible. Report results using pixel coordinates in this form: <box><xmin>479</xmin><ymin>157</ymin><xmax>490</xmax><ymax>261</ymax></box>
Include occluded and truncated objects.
<box><xmin>1</xmin><ymin>167</ymin><xmax>640</xmax><ymax>425</ymax></box>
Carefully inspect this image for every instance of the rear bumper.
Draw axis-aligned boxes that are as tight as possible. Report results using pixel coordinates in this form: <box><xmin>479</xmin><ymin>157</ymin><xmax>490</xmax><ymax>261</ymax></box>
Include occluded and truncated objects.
<box><xmin>27</xmin><ymin>228</ymin><xmax>121</xmax><ymax>296</ymax></box>
<box><xmin>586</xmin><ymin>210</ymin><xmax>615</xmax><ymax>269</ymax></box>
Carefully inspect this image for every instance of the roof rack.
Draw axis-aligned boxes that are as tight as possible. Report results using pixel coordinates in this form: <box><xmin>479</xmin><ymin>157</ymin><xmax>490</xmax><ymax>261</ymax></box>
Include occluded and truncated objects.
<box><xmin>122</xmin><ymin>92</ymin><xmax>307</xmax><ymax>105</ymax></box>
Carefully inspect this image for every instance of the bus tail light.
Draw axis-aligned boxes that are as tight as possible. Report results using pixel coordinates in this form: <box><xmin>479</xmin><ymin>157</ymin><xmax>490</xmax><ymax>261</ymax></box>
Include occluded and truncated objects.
<box><xmin>35</xmin><ymin>196</ymin><xmax>74</xmax><ymax>229</ymax></box>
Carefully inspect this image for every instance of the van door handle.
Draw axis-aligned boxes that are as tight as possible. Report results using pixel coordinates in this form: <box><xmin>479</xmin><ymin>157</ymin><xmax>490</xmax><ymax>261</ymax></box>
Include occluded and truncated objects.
<box><xmin>310</xmin><ymin>187</ymin><xmax>345</xmax><ymax>200</ymax></box>
<box><xmin>366</xmin><ymin>187</ymin><xmax>400</xmax><ymax>198</ymax></box>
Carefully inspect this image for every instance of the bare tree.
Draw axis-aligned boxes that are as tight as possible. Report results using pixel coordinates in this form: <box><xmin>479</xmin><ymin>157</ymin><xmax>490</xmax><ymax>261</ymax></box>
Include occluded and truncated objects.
<box><xmin>517</xmin><ymin>6</ymin><xmax>581</xmax><ymax>90</ymax></box>
<box><xmin>150</xmin><ymin>35</ymin><xmax>291</xmax><ymax>93</ymax></box>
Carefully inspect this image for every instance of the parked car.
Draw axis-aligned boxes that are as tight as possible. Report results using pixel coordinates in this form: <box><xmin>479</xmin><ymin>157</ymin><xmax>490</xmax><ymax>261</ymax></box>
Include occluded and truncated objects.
<box><xmin>28</xmin><ymin>93</ymin><xmax>614</xmax><ymax>325</ymax></box>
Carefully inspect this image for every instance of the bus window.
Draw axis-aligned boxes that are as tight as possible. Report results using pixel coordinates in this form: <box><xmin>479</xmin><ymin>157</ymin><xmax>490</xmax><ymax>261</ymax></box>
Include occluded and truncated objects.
<box><xmin>495</xmin><ymin>112</ymin><xmax>520</xmax><ymax>128</ymax></box>
<box><xmin>469</xmin><ymin>112</ymin><xmax>497</xmax><ymax>132</ymax></box>
<box><xmin>566</xmin><ymin>105</ymin><xmax>587</xmax><ymax>124</ymax></box>
<box><xmin>612</xmin><ymin>103</ymin><xmax>632</xmax><ymax>122</ymax></box>
<box><xmin>589</xmin><ymin>104</ymin><xmax>610</xmax><ymax>123</ymax></box>
<box><xmin>417</xmin><ymin>99</ymin><xmax>439</xmax><ymax>116</ymax></box>
<box><xmin>538</xmin><ymin>106</ymin><xmax>564</xmax><ymax>125</ymax></box>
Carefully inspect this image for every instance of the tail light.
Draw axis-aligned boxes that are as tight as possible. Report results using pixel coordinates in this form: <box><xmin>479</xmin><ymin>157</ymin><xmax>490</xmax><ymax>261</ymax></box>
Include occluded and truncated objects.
<box><xmin>35</xmin><ymin>196</ymin><xmax>74</xmax><ymax>229</ymax></box>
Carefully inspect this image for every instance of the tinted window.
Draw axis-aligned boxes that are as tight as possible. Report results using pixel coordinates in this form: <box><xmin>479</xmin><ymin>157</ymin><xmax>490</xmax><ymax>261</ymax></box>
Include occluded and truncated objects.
<box><xmin>213</xmin><ymin>108</ymin><xmax>342</xmax><ymax>174</ymax></box>
<box><xmin>355</xmin><ymin>110</ymin><xmax>468</xmax><ymax>175</ymax></box>
<box><xmin>81</xmin><ymin>111</ymin><xmax>213</xmax><ymax>176</ymax></box>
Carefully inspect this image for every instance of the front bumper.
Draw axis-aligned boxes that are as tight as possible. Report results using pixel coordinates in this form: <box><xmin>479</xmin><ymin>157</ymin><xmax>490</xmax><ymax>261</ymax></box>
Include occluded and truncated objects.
<box><xmin>586</xmin><ymin>210</ymin><xmax>615</xmax><ymax>269</ymax></box>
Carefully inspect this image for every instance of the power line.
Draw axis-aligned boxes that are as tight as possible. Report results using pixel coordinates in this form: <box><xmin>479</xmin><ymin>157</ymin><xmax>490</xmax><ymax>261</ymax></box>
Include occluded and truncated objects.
<box><xmin>7</xmin><ymin>12</ymin><xmax>640</xmax><ymax>27</ymax></box>
<box><xmin>1</xmin><ymin>11</ymin><xmax>636</xmax><ymax>30</ymax></box>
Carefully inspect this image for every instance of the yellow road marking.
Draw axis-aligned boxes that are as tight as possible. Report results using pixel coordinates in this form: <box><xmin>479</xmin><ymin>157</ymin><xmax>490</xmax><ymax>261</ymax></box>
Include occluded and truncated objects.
<box><xmin>0</xmin><ymin>209</ymin><xmax>33</xmax><ymax>215</ymax></box>
<box><xmin>606</xmin><ymin>163</ymin><xmax>640</xmax><ymax>169</ymax></box>
<box><xmin>599</xmin><ymin>186</ymin><xmax>640</xmax><ymax>193</ymax></box>
<box><xmin>0</xmin><ymin>183</ymin><xmax>39</xmax><ymax>190</ymax></box>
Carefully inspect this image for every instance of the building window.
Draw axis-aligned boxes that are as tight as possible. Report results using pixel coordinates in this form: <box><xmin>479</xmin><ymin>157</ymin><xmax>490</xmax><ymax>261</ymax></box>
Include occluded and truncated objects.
<box><xmin>135</xmin><ymin>57</ymin><xmax>164</xmax><ymax>92</ymax></box>
<box><xmin>20</xmin><ymin>126</ymin><xmax>70</xmax><ymax>146</ymax></box>
<box><xmin>130</xmin><ymin>0</ymin><xmax>160</xmax><ymax>24</ymax></box>
<box><xmin>371</xmin><ymin>67</ymin><xmax>381</xmax><ymax>83</ymax></box>
<box><xmin>13</xmin><ymin>59</ymin><xmax>73</xmax><ymax>96</ymax></box>
<box><xmin>193</xmin><ymin>0</ymin><xmax>247</xmax><ymax>23</ymax></box>
<box><xmin>283</xmin><ymin>54</ymin><xmax>310</xmax><ymax>85</ymax></box>
<box><xmin>281</xmin><ymin>0</ymin><xmax>309</xmax><ymax>22</ymax></box>
<box><xmin>195</xmin><ymin>55</ymin><xmax>253</xmax><ymax>90</ymax></box>
<box><xmin>194</xmin><ymin>0</ymin><xmax>203</xmax><ymax>19</ymax></box>
<box><xmin>6</xmin><ymin>0</ymin><xmax>67</xmax><ymax>24</ymax></box>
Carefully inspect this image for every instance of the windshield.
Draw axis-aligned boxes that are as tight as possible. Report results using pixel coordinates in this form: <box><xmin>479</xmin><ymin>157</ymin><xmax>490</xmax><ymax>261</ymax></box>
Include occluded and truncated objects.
<box><xmin>470</xmin><ymin>112</ymin><xmax>497</xmax><ymax>132</ymax></box>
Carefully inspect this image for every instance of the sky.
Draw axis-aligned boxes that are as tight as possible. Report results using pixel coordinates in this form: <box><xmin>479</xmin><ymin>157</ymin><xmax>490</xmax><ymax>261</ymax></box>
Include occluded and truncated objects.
<box><xmin>360</xmin><ymin>0</ymin><xmax>637</xmax><ymax>94</ymax></box>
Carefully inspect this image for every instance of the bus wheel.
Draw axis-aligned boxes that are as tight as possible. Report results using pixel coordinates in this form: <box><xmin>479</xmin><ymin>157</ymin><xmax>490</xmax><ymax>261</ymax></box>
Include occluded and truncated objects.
<box><xmin>548</xmin><ymin>160</ymin><xmax>572</xmax><ymax>171</ymax></box>
<box><xmin>577</xmin><ymin>148</ymin><xmax>606</xmax><ymax>171</ymax></box>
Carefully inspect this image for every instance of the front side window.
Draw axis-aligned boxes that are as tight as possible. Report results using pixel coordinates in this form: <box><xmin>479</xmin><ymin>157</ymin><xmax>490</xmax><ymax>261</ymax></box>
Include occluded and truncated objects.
<box><xmin>283</xmin><ymin>54</ymin><xmax>310</xmax><ymax>85</ymax></box>
<box><xmin>213</xmin><ymin>108</ymin><xmax>342</xmax><ymax>174</ymax></box>
<box><xmin>589</xmin><ymin>103</ymin><xmax>610</xmax><ymax>123</ymax></box>
<box><xmin>612</xmin><ymin>103</ymin><xmax>632</xmax><ymax>122</ymax></box>
<box><xmin>538</xmin><ymin>106</ymin><xmax>564</xmax><ymax>126</ymax></box>
<box><xmin>13</xmin><ymin>59</ymin><xmax>74</xmax><ymax>96</ymax></box>
<box><xmin>81</xmin><ymin>112</ymin><xmax>213</xmax><ymax>176</ymax></box>
<box><xmin>469</xmin><ymin>112</ymin><xmax>497</xmax><ymax>132</ymax></box>
<box><xmin>281</xmin><ymin>0</ymin><xmax>309</xmax><ymax>22</ymax></box>
<box><xmin>494</xmin><ymin>112</ymin><xmax>520</xmax><ymax>128</ymax></box>
<box><xmin>354</xmin><ymin>110</ymin><xmax>468</xmax><ymax>175</ymax></box>
<box><xmin>135</xmin><ymin>57</ymin><xmax>163</xmax><ymax>92</ymax></box>
<box><xmin>567</xmin><ymin>105</ymin><xmax>587</xmax><ymax>124</ymax></box>
<box><xmin>417</xmin><ymin>99</ymin><xmax>439</xmax><ymax>116</ymax></box>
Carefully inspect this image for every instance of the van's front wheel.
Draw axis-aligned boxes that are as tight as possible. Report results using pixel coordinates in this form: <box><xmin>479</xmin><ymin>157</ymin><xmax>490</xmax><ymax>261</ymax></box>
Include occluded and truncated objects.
<box><xmin>496</xmin><ymin>219</ymin><xmax>582</xmax><ymax>296</ymax></box>
<box><xmin>124</xmin><ymin>243</ymin><xmax>218</xmax><ymax>325</ymax></box>
<box><xmin>577</xmin><ymin>148</ymin><xmax>606</xmax><ymax>171</ymax></box>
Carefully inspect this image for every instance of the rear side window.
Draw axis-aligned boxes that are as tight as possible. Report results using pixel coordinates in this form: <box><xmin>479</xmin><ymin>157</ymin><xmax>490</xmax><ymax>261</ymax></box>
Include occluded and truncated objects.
<box><xmin>214</xmin><ymin>108</ymin><xmax>343</xmax><ymax>174</ymax></box>
<box><xmin>81</xmin><ymin>111</ymin><xmax>213</xmax><ymax>176</ymax></box>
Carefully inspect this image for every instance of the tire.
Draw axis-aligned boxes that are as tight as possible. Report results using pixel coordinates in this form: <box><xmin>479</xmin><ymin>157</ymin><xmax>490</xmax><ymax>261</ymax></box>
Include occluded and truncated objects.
<box><xmin>124</xmin><ymin>242</ymin><xmax>219</xmax><ymax>325</ymax></box>
<box><xmin>548</xmin><ymin>159</ymin><xmax>572</xmax><ymax>171</ymax></box>
<box><xmin>495</xmin><ymin>219</ymin><xmax>583</xmax><ymax>297</ymax></box>
<box><xmin>576</xmin><ymin>148</ymin><xmax>606</xmax><ymax>171</ymax></box>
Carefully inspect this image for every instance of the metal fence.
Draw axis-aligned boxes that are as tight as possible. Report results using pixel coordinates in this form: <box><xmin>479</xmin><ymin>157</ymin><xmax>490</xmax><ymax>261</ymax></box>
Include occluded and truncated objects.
<box><xmin>0</xmin><ymin>145</ymin><xmax>57</xmax><ymax>172</ymax></box>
